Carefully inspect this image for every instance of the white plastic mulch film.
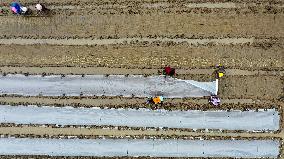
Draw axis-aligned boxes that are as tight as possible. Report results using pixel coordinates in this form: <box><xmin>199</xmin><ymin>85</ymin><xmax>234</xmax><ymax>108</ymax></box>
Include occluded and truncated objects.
<box><xmin>0</xmin><ymin>74</ymin><xmax>218</xmax><ymax>97</ymax></box>
<box><xmin>0</xmin><ymin>138</ymin><xmax>279</xmax><ymax>158</ymax></box>
<box><xmin>0</xmin><ymin>105</ymin><xmax>279</xmax><ymax>131</ymax></box>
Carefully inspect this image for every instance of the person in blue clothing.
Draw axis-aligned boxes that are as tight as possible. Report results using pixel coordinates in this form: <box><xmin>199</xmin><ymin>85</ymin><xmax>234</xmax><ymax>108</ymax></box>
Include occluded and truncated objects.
<box><xmin>10</xmin><ymin>2</ymin><xmax>28</xmax><ymax>14</ymax></box>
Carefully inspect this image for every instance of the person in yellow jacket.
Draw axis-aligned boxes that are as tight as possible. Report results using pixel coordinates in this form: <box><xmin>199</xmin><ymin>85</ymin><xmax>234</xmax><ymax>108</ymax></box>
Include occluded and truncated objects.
<box><xmin>218</xmin><ymin>72</ymin><xmax>224</xmax><ymax>78</ymax></box>
<box><xmin>214</xmin><ymin>64</ymin><xmax>225</xmax><ymax>79</ymax></box>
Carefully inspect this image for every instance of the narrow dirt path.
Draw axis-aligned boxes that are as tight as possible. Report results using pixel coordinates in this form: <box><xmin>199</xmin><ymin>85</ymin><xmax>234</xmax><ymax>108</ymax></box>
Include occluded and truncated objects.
<box><xmin>1</xmin><ymin>0</ymin><xmax>283</xmax><ymax>4</ymax></box>
<box><xmin>0</xmin><ymin>38</ymin><xmax>255</xmax><ymax>46</ymax></box>
<box><xmin>1</xmin><ymin>2</ymin><xmax>283</xmax><ymax>10</ymax></box>
<box><xmin>0</xmin><ymin>96</ymin><xmax>278</xmax><ymax>111</ymax></box>
<box><xmin>0</xmin><ymin>67</ymin><xmax>283</xmax><ymax>76</ymax></box>
<box><xmin>0</xmin><ymin>126</ymin><xmax>281</xmax><ymax>139</ymax></box>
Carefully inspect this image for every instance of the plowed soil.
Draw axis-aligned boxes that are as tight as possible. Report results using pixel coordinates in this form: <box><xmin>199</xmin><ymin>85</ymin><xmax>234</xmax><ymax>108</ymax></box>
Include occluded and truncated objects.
<box><xmin>0</xmin><ymin>44</ymin><xmax>283</xmax><ymax>70</ymax></box>
<box><xmin>0</xmin><ymin>14</ymin><xmax>283</xmax><ymax>38</ymax></box>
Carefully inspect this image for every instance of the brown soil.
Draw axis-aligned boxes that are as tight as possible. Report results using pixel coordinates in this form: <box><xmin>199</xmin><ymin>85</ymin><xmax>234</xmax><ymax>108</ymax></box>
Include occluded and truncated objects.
<box><xmin>0</xmin><ymin>44</ymin><xmax>283</xmax><ymax>70</ymax></box>
<box><xmin>1</xmin><ymin>0</ymin><xmax>283</xmax><ymax>5</ymax></box>
<box><xmin>219</xmin><ymin>76</ymin><xmax>283</xmax><ymax>100</ymax></box>
<box><xmin>0</xmin><ymin>13</ymin><xmax>283</xmax><ymax>38</ymax></box>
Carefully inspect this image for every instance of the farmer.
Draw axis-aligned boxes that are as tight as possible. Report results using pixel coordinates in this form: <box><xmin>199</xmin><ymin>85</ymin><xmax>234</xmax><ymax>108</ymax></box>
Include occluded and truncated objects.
<box><xmin>10</xmin><ymin>2</ymin><xmax>21</xmax><ymax>14</ymax></box>
<box><xmin>35</xmin><ymin>3</ymin><xmax>49</xmax><ymax>14</ymax></box>
<box><xmin>209</xmin><ymin>95</ymin><xmax>220</xmax><ymax>106</ymax></box>
<box><xmin>163</xmin><ymin>66</ymin><xmax>176</xmax><ymax>77</ymax></box>
<box><xmin>35</xmin><ymin>3</ymin><xmax>48</xmax><ymax>12</ymax></box>
<box><xmin>10</xmin><ymin>2</ymin><xmax>28</xmax><ymax>15</ymax></box>
<box><xmin>147</xmin><ymin>96</ymin><xmax>164</xmax><ymax>105</ymax></box>
<box><xmin>214</xmin><ymin>64</ymin><xmax>225</xmax><ymax>79</ymax></box>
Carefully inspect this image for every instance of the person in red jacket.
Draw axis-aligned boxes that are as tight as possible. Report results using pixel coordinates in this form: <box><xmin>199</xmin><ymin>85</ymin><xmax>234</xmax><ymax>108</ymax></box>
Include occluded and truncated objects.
<box><xmin>163</xmin><ymin>66</ymin><xmax>175</xmax><ymax>77</ymax></box>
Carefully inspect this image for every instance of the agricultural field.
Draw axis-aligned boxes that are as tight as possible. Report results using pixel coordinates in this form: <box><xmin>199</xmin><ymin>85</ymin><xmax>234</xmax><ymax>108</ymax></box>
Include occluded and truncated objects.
<box><xmin>0</xmin><ymin>0</ymin><xmax>283</xmax><ymax>158</ymax></box>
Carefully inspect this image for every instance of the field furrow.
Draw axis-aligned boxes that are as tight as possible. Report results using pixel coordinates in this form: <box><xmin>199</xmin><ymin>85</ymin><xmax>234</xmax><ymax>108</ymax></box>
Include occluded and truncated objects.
<box><xmin>0</xmin><ymin>44</ymin><xmax>282</xmax><ymax>70</ymax></box>
<box><xmin>0</xmin><ymin>14</ymin><xmax>283</xmax><ymax>38</ymax></box>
